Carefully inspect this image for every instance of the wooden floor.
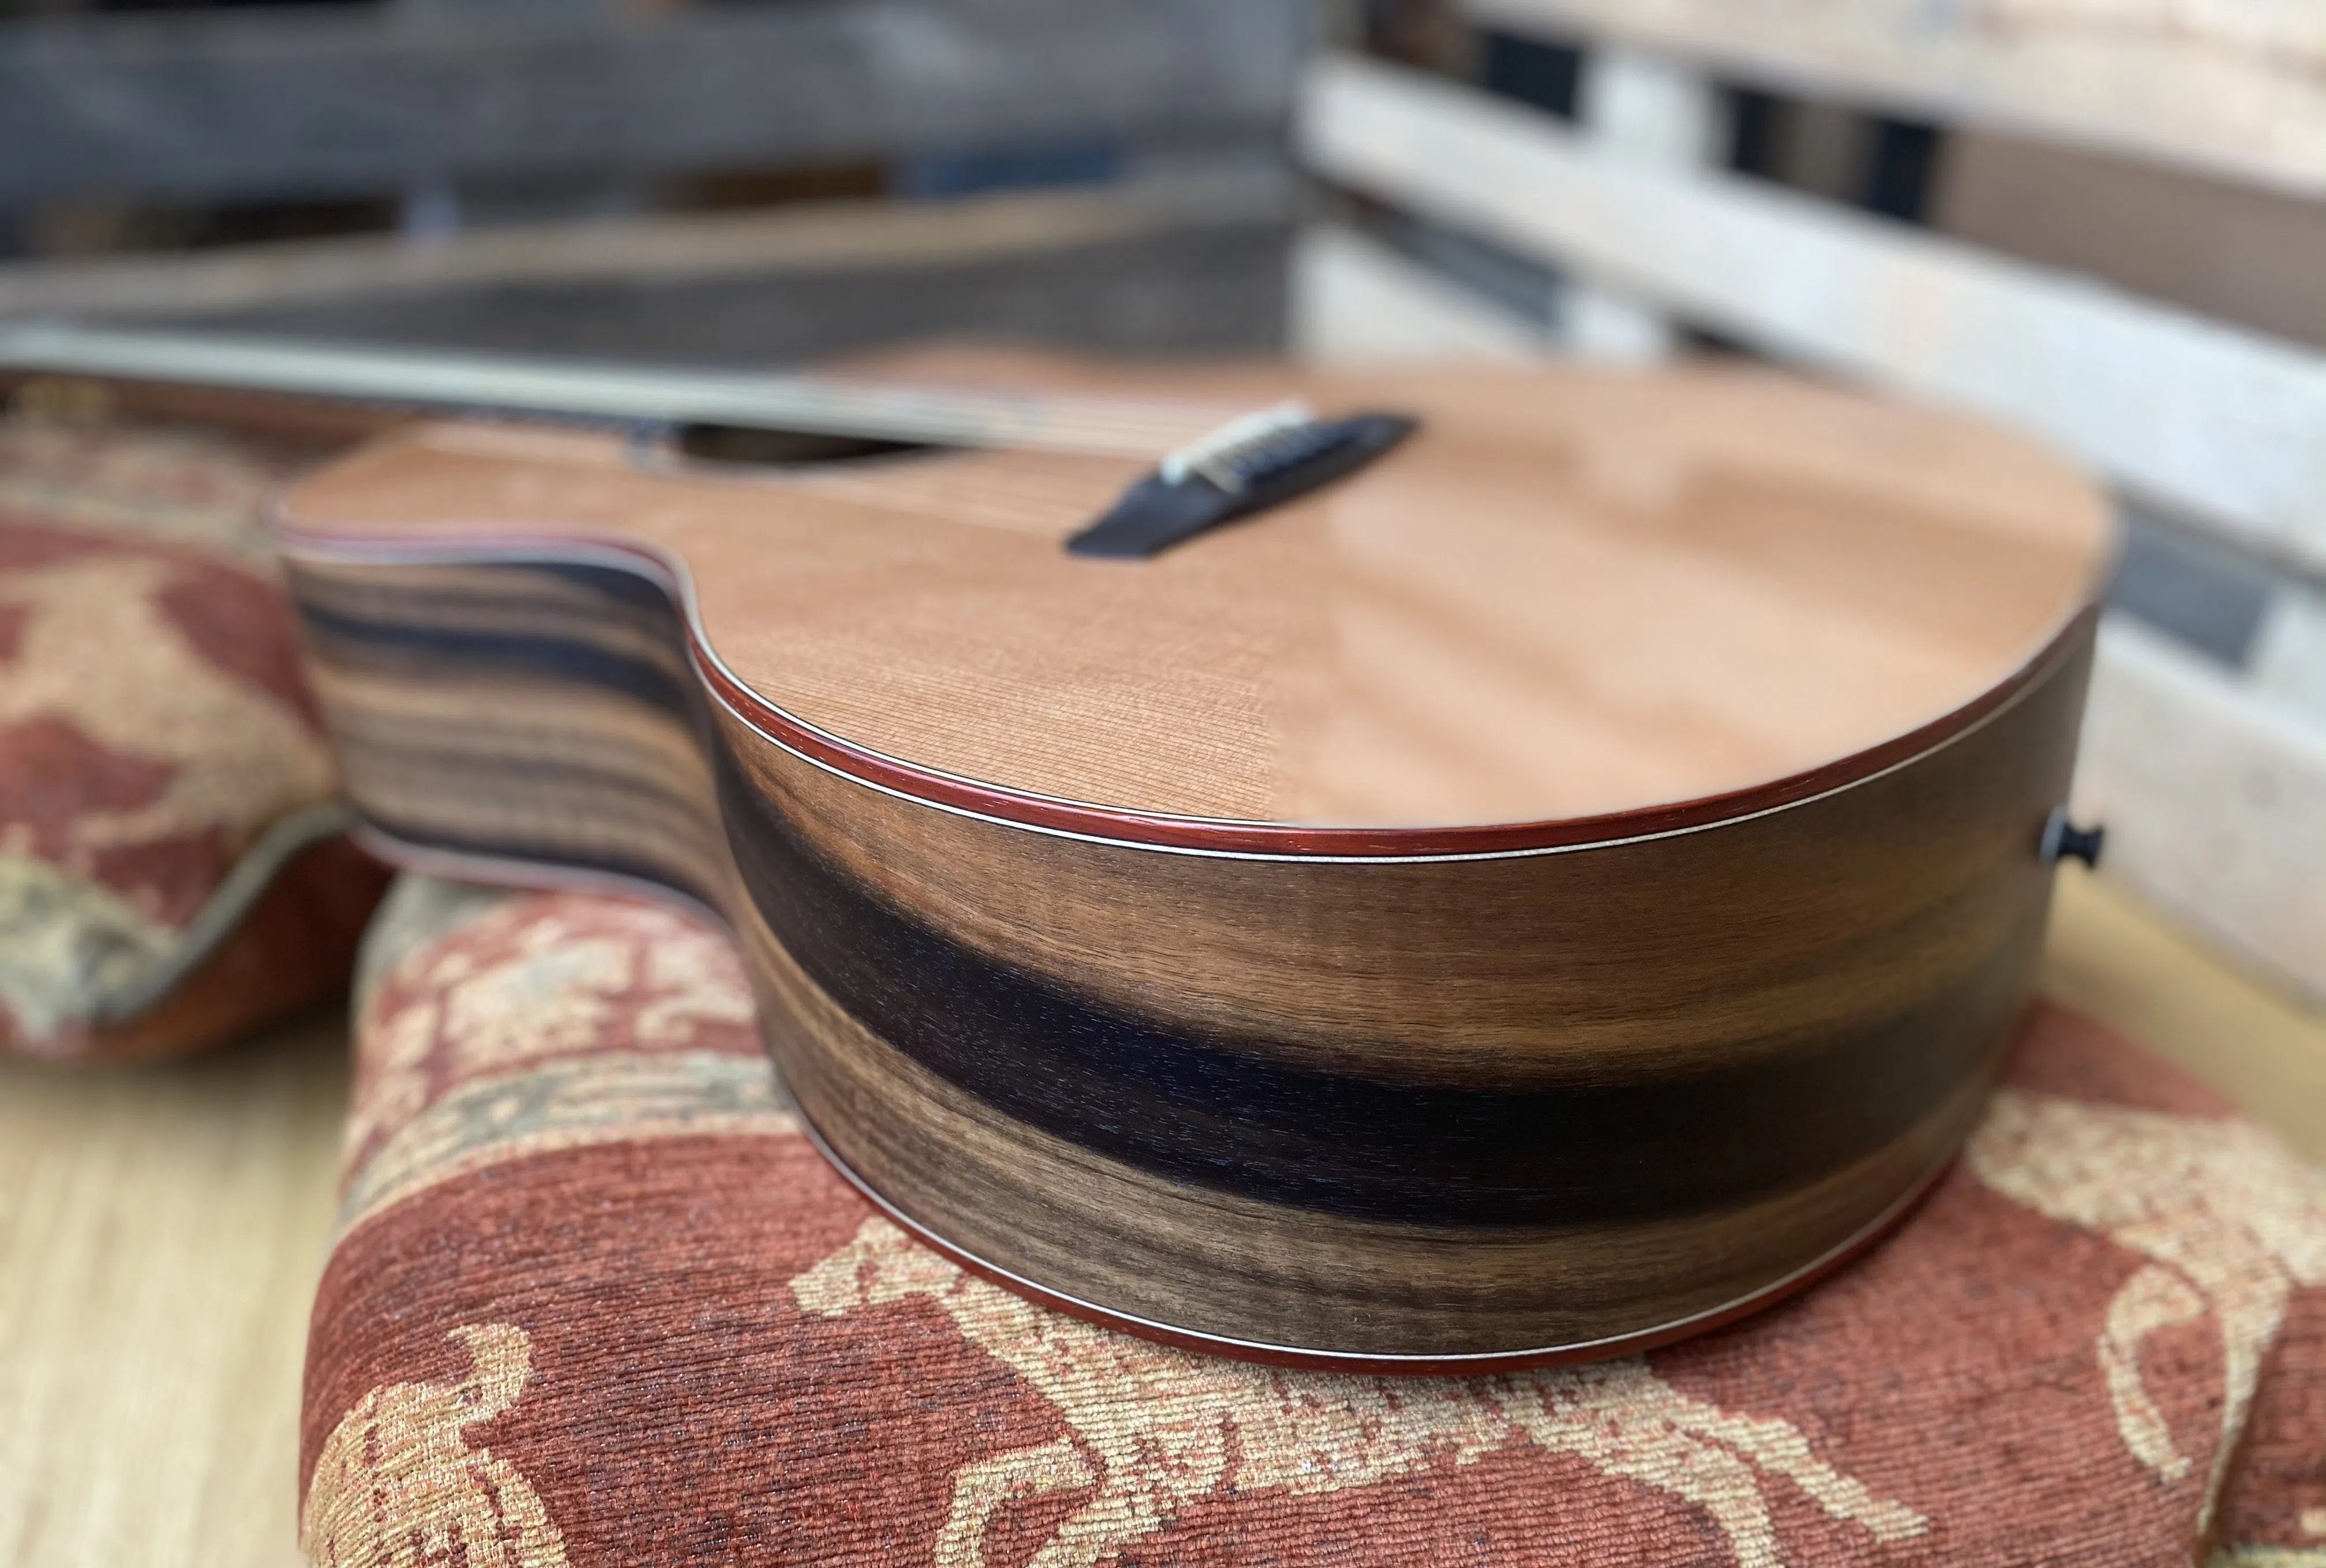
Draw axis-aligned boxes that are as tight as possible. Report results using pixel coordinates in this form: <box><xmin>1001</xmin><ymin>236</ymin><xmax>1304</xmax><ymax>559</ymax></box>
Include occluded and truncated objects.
<box><xmin>0</xmin><ymin>871</ymin><xmax>2318</xmax><ymax>1568</ymax></box>
<box><xmin>0</xmin><ymin>1012</ymin><xmax>347</xmax><ymax>1568</ymax></box>
<box><xmin>2045</xmin><ymin>873</ymin><xmax>2326</xmax><ymax>1158</ymax></box>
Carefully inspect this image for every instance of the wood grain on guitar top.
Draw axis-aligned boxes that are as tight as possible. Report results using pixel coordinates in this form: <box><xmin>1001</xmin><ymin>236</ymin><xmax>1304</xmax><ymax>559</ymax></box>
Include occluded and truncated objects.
<box><xmin>277</xmin><ymin>352</ymin><xmax>2112</xmax><ymax>1365</ymax></box>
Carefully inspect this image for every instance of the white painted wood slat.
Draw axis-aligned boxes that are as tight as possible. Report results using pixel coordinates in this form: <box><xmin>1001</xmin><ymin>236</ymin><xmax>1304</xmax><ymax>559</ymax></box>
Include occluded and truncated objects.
<box><xmin>2250</xmin><ymin>588</ymin><xmax>2326</xmax><ymax>729</ymax></box>
<box><xmin>1561</xmin><ymin>46</ymin><xmax>1727</xmax><ymax>362</ymax></box>
<box><xmin>1288</xmin><ymin>227</ymin><xmax>1547</xmax><ymax>364</ymax></box>
<box><xmin>1462</xmin><ymin>0</ymin><xmax>2326</xmax><ymax>203</ymax></box>
<box><xmin>1299</xmin><ymin>55</ymin><xmax>2326</xmax><ymax>582</ymax></box>
<box><xmin>2074</xmin><ymin>618</ymin><xmax>2326</xmax><ymax>1005</ymax></box>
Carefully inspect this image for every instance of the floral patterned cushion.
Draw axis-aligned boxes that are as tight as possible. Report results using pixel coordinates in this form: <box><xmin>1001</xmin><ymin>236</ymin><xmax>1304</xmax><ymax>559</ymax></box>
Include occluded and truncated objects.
<box><xmin>0</xmin><ymin>413</ymin><xmax>387</xmax><ymax>1061</ymax></box>
<box><xmin>302</xmin><ymin>877</ymin><xmax>2326</xmax><ymax>1567</ymax></box>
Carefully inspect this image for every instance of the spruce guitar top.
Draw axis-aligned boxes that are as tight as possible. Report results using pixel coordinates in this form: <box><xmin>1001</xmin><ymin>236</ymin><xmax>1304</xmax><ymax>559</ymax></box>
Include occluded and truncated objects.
<box><xmin>3</xmin><ymin>327</ymin><xmax>2115</xmax><ymax>1368</ymax></box>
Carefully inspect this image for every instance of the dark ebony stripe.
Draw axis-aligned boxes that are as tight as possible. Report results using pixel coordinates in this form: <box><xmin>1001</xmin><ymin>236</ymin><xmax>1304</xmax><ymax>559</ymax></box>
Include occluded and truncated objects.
<box><xmin>347</xmin><ymin>737</ymin><xmax>721</xmax><ymax>837</ymax></box>
<box><xmin>716</xmin><ymin>744</ymin><xmax>2033</xmax><ymax>1228</ymax></box>
<box><xmin>289</xmin><ymin>561</ymin><xmax>693</xmax><ymax>715</ymax></box>
<box><xmin>290</xmin><ymin>557</ymin><xmax>725</xmax><ymax>905</ymax></box>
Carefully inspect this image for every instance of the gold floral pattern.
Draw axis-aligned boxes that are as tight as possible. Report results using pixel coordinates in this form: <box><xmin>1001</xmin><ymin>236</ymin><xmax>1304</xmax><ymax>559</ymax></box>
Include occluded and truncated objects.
<box><xmin>303</xmin><ymin>1324</ymin><xmax>569</xmax><ymax>1568</ymax></box>
<box><xmin>794</xmin><ymin>1217</ymin><xmax>1929</xmax><ymax>1568</ymax></box>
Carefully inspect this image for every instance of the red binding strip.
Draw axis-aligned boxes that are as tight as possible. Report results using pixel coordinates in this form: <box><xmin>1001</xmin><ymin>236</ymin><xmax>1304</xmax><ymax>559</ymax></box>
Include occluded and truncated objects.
<box><xmin>695</xmin><ymin>606</ymin><xmax>2095</xmax><ymax>858</ymax></box>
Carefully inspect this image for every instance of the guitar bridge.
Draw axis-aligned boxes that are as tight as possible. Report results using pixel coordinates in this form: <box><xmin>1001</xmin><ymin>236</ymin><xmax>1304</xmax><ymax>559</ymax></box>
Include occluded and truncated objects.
<box><xmin>1067</xmin><ymin>404</ymin><xmax>1417</xmax><ymax>558</ymax></box>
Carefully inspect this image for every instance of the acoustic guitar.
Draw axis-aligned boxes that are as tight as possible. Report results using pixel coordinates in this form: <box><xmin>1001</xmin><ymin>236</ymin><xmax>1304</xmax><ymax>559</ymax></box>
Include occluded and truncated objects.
<box><xmin>3</xmin><ymin>325</ymin><xmax>2114</xmax><ymax>1371</ymax></box>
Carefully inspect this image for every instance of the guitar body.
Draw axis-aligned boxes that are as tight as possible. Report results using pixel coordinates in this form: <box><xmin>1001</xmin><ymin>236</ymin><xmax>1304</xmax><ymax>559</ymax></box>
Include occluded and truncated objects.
<box><xmin>277</xmin><ymin>352</ymin><xmax>2112</xmax><ymax>1370</ymax></box>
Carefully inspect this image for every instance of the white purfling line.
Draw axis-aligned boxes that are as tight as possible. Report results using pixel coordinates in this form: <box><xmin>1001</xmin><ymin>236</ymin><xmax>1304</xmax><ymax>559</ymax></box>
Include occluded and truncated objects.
<box><xmin>277</xmin><ymin>526</ymin><xmax>2088</xmax><ymax>865</ymax></box>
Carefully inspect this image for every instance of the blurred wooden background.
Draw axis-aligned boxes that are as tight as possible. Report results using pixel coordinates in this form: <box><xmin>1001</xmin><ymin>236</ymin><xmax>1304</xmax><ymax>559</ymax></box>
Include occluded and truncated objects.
<box><xmin>0</xmin><ymin>0</ymin><xmax>1312</xmax><ymax>356</ymax></box>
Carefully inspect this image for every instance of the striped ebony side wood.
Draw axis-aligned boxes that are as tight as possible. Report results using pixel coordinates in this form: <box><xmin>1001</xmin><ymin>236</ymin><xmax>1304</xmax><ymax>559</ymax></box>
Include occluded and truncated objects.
<box><xmin>280</xmin><ymin>532</ymin><xmax>2096</xmax><ymax>1368</ymax></box>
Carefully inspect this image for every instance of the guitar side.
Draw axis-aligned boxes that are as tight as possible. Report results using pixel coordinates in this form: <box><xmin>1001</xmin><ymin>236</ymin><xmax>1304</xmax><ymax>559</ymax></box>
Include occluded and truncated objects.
<box><xmin>283</xmin><ymin>531</ymin><xmax>2095</xmax><ymax>1370</ymax></box>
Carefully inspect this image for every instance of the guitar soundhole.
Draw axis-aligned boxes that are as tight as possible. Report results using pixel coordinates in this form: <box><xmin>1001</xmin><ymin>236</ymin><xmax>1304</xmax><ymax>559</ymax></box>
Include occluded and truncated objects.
<box><xmin>673</xmin><ymin>423</ymin><xmax>940</xmax><ymax>469</ymax></box>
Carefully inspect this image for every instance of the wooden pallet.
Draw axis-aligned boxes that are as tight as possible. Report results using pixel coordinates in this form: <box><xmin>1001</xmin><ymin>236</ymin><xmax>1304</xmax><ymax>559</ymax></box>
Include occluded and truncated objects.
<box><xmin>1465</xmin><ymin>0</ymin><xmax>2326</xmax><ymax>199</ymax></box>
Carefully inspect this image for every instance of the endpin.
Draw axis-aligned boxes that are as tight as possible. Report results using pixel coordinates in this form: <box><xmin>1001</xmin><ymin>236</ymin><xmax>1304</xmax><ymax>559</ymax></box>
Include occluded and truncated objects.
<box><xmin>2040</xmin><ymin>807</ymin><xmax>2106</xmax><ymax>868</ymax></box>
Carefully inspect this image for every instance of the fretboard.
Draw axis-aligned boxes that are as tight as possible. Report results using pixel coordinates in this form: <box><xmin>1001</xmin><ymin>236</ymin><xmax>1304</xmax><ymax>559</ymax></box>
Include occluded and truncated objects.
<box><xmin>0</xmin><ymin>322</ymin><xmax>1240</xmax><ymax>459</ymax></box>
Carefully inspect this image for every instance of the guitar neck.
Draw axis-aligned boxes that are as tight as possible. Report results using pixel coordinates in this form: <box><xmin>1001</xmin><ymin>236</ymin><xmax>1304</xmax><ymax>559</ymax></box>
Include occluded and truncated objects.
<box><xmin>0</xmin><ymin>322</ymin><xmax>1229</xmax><ymax>459</ymax></box>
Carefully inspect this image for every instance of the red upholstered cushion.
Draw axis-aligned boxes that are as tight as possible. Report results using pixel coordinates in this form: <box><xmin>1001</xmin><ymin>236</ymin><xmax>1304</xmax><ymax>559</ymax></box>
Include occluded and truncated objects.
<box><xmin>0</xmin><ymin>416</ymin><xmax>388</xmax><ymax>1061</ymax></box>
<box><xmin>303</xmin><ymin>881</ymin><xmax>2326</xmax><ymax>1567</ymax></box>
